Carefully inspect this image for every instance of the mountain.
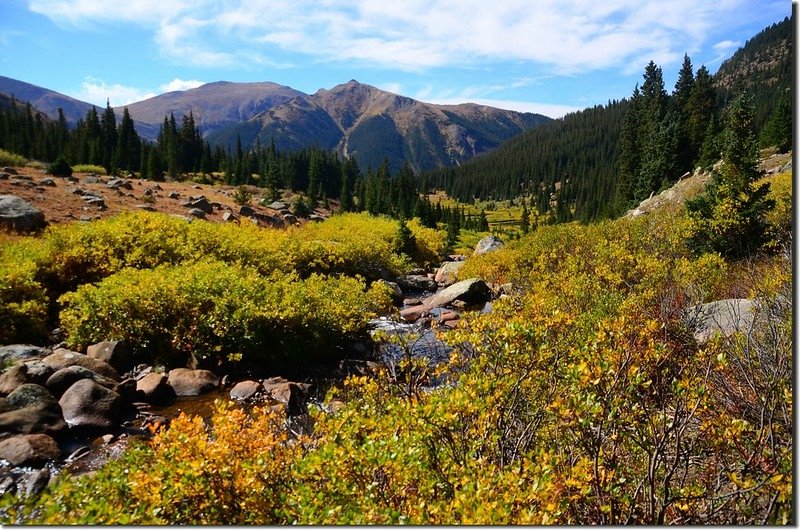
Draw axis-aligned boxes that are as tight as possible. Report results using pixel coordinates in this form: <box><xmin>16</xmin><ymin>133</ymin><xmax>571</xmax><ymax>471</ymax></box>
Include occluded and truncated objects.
<box><xmin>0</xmin><ymin>75</ymin><xmax>95</xmax><ymax>124</ymax></box>
<box><xmin>207</xmin><ymin>80</ymin><xmax>549</xmax><ymax>173</ymax></box>
<box><xmin>117</xmin><ymin>81</ymin><xmax>304</xmax><ymax>139</ymax></box>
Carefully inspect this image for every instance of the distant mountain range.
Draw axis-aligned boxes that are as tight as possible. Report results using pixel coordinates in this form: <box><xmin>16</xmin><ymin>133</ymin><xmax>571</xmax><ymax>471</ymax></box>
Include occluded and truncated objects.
<box><xmin>0</xmin><ymin>76</ymin><xmax>549</xmax><ymax>174</ymax></box>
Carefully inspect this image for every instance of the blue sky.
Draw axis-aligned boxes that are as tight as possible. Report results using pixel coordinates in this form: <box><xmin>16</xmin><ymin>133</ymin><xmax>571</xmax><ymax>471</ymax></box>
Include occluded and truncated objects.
<box><xmin>0</xmin><ymin>0</ymin><xmax>792</xmax><ymax>118</ymax></box>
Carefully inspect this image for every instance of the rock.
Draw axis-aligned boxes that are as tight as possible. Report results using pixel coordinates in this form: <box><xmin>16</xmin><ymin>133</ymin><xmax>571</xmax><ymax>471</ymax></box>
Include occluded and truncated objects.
<box><xmin>43</xmin><ymin>349</ymin><xmax>119</xmax><ymax>380</ymax></box>
<box><xmin>0</xmin><ymin>364</ymin><xmax>32</xmax><ymax>395</ymax></box>
<box><xmin>396</xmin><ymin>274</ymin><xmax>437</xmax><ymax>292</ymax></box>
<box><xmin>0</xmin><ymin>384</ymin><xmax>65</xmax><ymax>434</ymax></box>
<box><xmin>434</xmin><ymin>261</ymin><xmax>465</xmax><ymax>286</ymax></box>
<box><xmin>83</xmin><ymin>175</ymin><xmax>100</xmax><ymax>184</ymax></box>
<box><xmin>187</xmin><ymin>208</ymin><xmax>206</xmax><ymax>219</ymax></box>
<box><xmin>375</xmin><ymin>280</ymin><xmax>404</xmax><ymax>305</ymax></box>
<box><xmin>86</xmin><ymin>341</ymin><xmax>132</xmax><ymax>373</ymax></box>
<box><xmin>0</xmin><ymin>434</ymin><xmax>61</xmax><ymax>467</ymax></box>
<box><xmin>1</xmin><ymin>167</ymin><xmax>18</xmax><ymax>175</ymax></box>
<box><xmin>308</xmin><ymin>214</ymin><xmax>324</xmax><ymax>222</ymax></box>
<box><xmin>686</xmin><ymin>298</ymin><xmax>756</xmax><ymax>344</ymax></box>
<box><xmin>135</xmin><ymin>373</ymin><xmax>176</xmax><ymax>405</ymax></box>
<box><xmin>229</xmin><ymin>380</ymin><xmax>261</xmax><ymax>401</ymax></box>
<box><xmin>0</xmin><ymin>403</ymin><xmax>66</xmax><ymax>434</ymax></box>
<box><xmin>239</xmin><ymin>205</ymin><xmax>256</xmax><ymax>217</ymax></box>
<box><xmin>168</xmin><ymin>191</ymin><xmax>180</xmax><ymax>199</ymax></box>
<box><xmin>403</xmin><ymin>298</ymin><xmax>423</xmax><ymax>306</ymax></box>
<box><xmin>22</xmin><ymin>360</ymin><xmax>54</xmax><ymax>384</ymax></box>
<box><xmin>222</xmin><ymin>211</ymin><xmax>238</xmax><ymax>222</ymax></box>
<box><xmin>399</xmin><ymin>304</ymin><xmax>430</xmax><ymax>323</ymax></box>
<box><xmin>135</xmin><ymin>204</ymin><xmax>156</xmax><ymax>211</ymax></box>
<box><xmin>166</xmin><ymin>368</ymin><xmax>219</xmax><ymax>396</ymax></box>
<box><xmin>0</xmin><ymin>475</ymin><xmax>15</xmax><ymax>496</ymax></box>
<box><xmin>0</xmin><ymin>195</ymin><xmax>45</xmax><ymax>232</ymax></box>
<box><xmin>39</xmin><ymin>178</ymin><xmax>56</xmax><ymax>187</ymax></box>
<box><xmin>473</xmin><ymin>235</ymin><xmax>504</xmax><ymax>256</ymax></box>
<box><xmin>282</xmin><ymin>213</ymin><xmax>298</xmax><ymax>224</ymax></box>
<box><xmin>58</xmin><ymin>379</ymin><xmax>123</xmax><ymax>430</ymax></box>
<box><xmin>6</xmin><ymin>384</ymin><xmax>57</xmax><ymax>410</ymax></box>
<box><xmin>262</xmin><ymin>380</ymin><xmax>306</xmax><ymax>416</ymax></box>
<box><xmin>424</xmin><ymin>278</ymin><xmax>491</xmax><ymax>310</ymax></box>
<box><xmin>267</xmin><ymin>201</ymin><xmax>287</xmax><ymax>210</ymax></box>
<box><xmin>22</xmin><ymin>468</ymin><xmax>50</xmax><ymax>497</ymax></box>
<box><xmin>187</xmin><ymin>197</ymin><xmax>213</xmax><ymax>214</ymax></box>
<box><xmin>45</xmin><ymin>366</ymin><xmax>118</xmax><ymax>399</ymax></box>
<box><xmin>438</xmin><ymin>311</ymin><xmax>460</xmax><ymax>323</ymax></box>
<box><xmin>115</xmin><ymin>378</ymin><xmax>138</xmax><ymax>402</ymax></box>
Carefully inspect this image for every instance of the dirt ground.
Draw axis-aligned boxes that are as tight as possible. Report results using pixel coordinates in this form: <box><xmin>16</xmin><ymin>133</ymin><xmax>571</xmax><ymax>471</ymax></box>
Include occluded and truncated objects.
<box><xmin>0</xmin><ymin>166</ymin><xmax>330</xmax><ymax>230</ymax></box>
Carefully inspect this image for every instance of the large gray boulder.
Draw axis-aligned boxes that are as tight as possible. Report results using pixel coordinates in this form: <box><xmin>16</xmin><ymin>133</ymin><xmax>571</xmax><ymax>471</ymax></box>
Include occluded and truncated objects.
<box><xmin>473</xmin><ymin>235</ymin><xmax>504</xmax><ymax>256</ymax></box>
<box><xmin>42</xmin><ymin>349</ymin><xmax>119</xmax><ymax>380</ymax></box>
<box><xmin>167</xmin><ymin>368</ymin><xmax>219</xmax><ymax>396</ymax></box>
<box><xmin>58</xmin><ymin>379</ymin><xmax>123</xmax><ymax>430</ymax></box>
<box><xmin>0</xmin><ymin>434</ymin><xmax>61</xmax><ymax>467</ymax></box>
<box><xmin>685</xmin><ymin>298</ymin><xmax>756</xmax><ymax>344</ymax></box>
<box><xmin>0</xmin><ymin>195</ymin><xmax>45</xmax><ymax>232</ymax></box>
<box><xmin>0</xmin><ymin>364</ymin><xmax>32</xmax><ymax>395</ymax></box>
<box><xmin>230</xmin><ymin>380</ymin><xmax>261</xmax><ymax>401</ymax></box>
<box><xmin>424</xmin><ymin>278</ymin><xmax>491</xmax><ymax>310</ymax></box>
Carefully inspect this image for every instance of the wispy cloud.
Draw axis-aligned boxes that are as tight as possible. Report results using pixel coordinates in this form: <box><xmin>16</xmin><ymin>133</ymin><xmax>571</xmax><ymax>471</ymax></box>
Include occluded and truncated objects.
<box><xmin>27</xmin><ymin>0</ymin><xmax>754</xmax><ymax>74</ymax></box>
<box><xmin>68</xmin><ymin>76</ymin><xmax>207</xmax><ymax>106</ymax></box>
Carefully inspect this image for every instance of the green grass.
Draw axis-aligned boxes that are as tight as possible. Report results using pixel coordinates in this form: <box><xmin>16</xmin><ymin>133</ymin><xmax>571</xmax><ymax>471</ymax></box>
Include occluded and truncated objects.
<box><xmin>72</xmin><ymin>164</ymin><xmax>107</xmax><ymax>175</ymax></box>
<box><xmin>0</xmin><ymin>148</ymin><xmax>27</xmax><ymax>167</ymax></box>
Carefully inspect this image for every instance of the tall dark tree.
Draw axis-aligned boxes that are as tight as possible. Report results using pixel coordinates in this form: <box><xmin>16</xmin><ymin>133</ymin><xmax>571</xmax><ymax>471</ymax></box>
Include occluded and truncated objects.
<box><xmin>116</xmin><ymin>107</ymin><xmax>141</xmax><ymax>172</ymax></box>
<box><xmin>100</xmin><ymin>100</ymin><xmax>117</xmax><ymax>174</ymax></box>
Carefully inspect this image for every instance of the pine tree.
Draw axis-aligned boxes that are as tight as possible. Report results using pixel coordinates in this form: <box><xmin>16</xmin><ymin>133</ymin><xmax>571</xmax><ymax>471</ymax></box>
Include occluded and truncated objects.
<box><xmin>686</xmin><ymin>94</ymin><xmax>775</xmax><ymax>259</ymax></box>
<box><xmin>116</xmin><ymin>107</ymin><xmax>141</xmax><ymax>172</ymax></box>
<box><xmin>760</xmin><ymin>87</ymin><xmax>792</xmax><ymax>152</ymax></box>
<box><xmin>100</xmin><ymin>100</ymin><xmax>117</xmax><ymax>174</ymax></box>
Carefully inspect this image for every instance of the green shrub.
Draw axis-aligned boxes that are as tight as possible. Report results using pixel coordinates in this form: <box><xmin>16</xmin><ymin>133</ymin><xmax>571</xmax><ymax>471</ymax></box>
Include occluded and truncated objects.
<box><xmin>58</xmin><ymin>261</ymin><xmax>393</xmax><ymax>369</ymax></box>
<box><xmin>71</xmin><ymin>164</ymin><xmax>107</xmax><ymax>175</ymax></box>
<box><xmin>0</xmin><ymin>148</ymin><xmax>27</xmax><ymax>167</ymax></box>
<box><xmin>46</xmin><ymin>156</ymin><xmax>73</xmax><ymax>177</ymax></box>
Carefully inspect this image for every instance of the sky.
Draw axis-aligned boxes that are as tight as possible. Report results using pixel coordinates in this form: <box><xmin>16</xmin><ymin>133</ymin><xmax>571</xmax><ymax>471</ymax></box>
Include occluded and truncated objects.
<box><xmin>0</xmin><ymin>0</ymin><xmax>792</xmax><ymax>118</ymax></box>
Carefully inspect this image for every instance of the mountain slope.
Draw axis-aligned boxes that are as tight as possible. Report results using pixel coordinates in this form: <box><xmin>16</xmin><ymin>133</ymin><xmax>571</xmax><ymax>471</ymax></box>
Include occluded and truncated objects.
<box><xmin>0</xmin><ymin>75</ymin><xmax>95</xmax><ymax>125</ymax></box>
<box><xmin>209</xmin><ymin>80</ymin><xmax>549</xmax><ymax>173</ymax></box>
<box><xmin>118</xmin><ymin>81</ymin><xmax>304</xmax><ymax>140</ymax></box>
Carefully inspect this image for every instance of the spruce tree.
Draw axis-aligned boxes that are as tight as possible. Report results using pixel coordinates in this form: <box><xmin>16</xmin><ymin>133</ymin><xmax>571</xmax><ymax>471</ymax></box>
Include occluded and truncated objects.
<box><xmin>686</xmin><ymin>94</ymin><xmax>775</xmax><ymax>259</ymax></box>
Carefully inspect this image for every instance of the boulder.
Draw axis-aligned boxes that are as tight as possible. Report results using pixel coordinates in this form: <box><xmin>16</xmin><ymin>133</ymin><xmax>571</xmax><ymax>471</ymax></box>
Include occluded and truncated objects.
<box><xmin>168</xmin><ymin>191</ymin><xmax>180</xmax><ymax>199</ymax></box>
<box><xmin>0</xmin><ymin>364</ymin><xmax>32</xmax><ymax>395</ymax></box>
<box><xmin>424</xmin><ymin>278</ymin><xmax>491</xmax><ymax>309</ymax></box>
<box><xmin>167</xmin><ymin>368</ymin><xmax>219</xmax><ymax>396</ymax></box>
<box><xmin>187</xmin><ymin>197</ymin><xmax>213</xmax><ymax>214</ymax></box>
<box><xmin>262</xmin><ymin>379</ymin><xmax>306</xmax><ymax>416</ymax></box>
<box><xmin>282</xmin><ymin>213</ymin><xmax>298</xmax><ymax>224</ymax></box>
<box><xmin>58</xmin><ymin>379</ymin><xmax>123</xmax><ymax>430</ymax></box>
<box><xmin>0</xmin><ymin>195</ymin><xmax>45</xmax><ymax>232</ymax></box>
<box><xmin>86</xmin><ymin>341</ymin><xmax>132</xmax><ymax>373</ymax></box>
<box><xmin>135</xmin><ymin>373</ymin><xmax>176</xmax><ymax>405</ymax></box>
<box><xmin>686</xmin><ymin>298</ymin><xmax>756</xmax><ymax>344</ymax></box>
<box><xmin>230</xmin><ymin>380</ymin><xmax>261</xmax><ymax>401</ymax></box>
<box><xmin>43</xmin><ymin>349</ymin><xmax>119</xmax><ymax>380</ymax></box>
<box><xmin>473</xmin><ymin>235</ymin><xmax>504</xmax><ymax>256</ymax></box>
<box><xmin>45</xmin><ymin>366</ymin><xmax>118</xmax><ymax>399</ymax></box>
<box><xmin>187</xmin><ymin>208</ymin><xmax>206</xmax><ymax>219</ymax></box>
<box><xmin>0</xmin><ymin>434</ymin><xmax>61</xmax><ymax>467</ymax></box>
<box><xmin>0</xmin><ymin>345</ymin><xmax>50</xmax><ymax>364</ymax></box>
<box><xmin>399</xmin><ymin>305</ymin><xmax>430</xmax><ymax>323</ymax></box>
<box><xmin>22</xmin><ymin>468</ymin><xmax>50</xmax><ymax>497</ymax></box>
<box><xmin>21</xmin><ymin>360</ymin><xmax>54</xmax><ymax>384</ymax></box>
<box><xmin>39</xmin><ymin>178</ymin><xmax>56</xmax><ymax>187</ymax></box>
<box><xmin>0</xmin><ymin>385</ymin><xmax>65</xmax><ymax>434</ymax></box>
<box><xmin>267</xmin><ymin>201</ymin><xmax>287</xmax><ymax>210</ymax></box>
<box><xmin>239</xmin><ymin>205</ymin><xmax>256</xmax><ymax>217</ymax></box>
<box><xmin>434</xmin><ymin>261</ymin><xmax>465</xmax><ymax>286</ymax></box>
<box><xmin>1</xmin><ymin>167</ymin><xmax>18</xmax><ymax>175</ymax></box>
<box><xmin>396</xmin><ymin>274</ymin><xmax>437</xmax><ymax>293</ymax></box>
<box><xmin>222</xmin><ymin>211</ymin><xmax>238</xmax><ymax>222</ymax></box>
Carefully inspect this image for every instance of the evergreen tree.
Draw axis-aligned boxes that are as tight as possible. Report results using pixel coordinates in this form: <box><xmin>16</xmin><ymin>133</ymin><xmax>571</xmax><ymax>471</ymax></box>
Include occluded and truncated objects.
<box><xmin>686</xmin><ymin>65</ymin><xmax>717</xmax><ymax>167</ymax></box>
<box><xmin>100</xmin><ymin>100</ymin><xmax>117</xmax><ymax>174</ymax></box>
<box><xmin>760</xmin><ymin>87</ymin><xmax>792</xmax><ymax>152</ymax></box>
<box><xmin>116</xmin><ymin>107</ymin><xmax>141</xmax><ymax>172</ymax></box>
<box><xmin>686</xmin><ymin>94</ymin><xmax>775</xmax><ymax>259</ymax></box>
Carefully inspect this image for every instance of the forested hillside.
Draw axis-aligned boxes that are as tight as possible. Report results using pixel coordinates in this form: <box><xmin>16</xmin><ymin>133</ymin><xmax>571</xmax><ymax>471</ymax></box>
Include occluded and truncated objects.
<box><xmin>424</xmin><ymin>14</ymin><xmax>793</xmax><ymax>223</ymax></box>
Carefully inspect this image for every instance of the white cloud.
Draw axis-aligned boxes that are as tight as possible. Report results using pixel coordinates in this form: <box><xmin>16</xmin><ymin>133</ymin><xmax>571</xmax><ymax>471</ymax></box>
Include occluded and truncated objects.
<box><xmin>69</xmin><ymin>77</ymin><xmax>156</xmax><ymax>107</ymax></box>
<box><xmin>27</xmin><ymin>0</ymin><xmax>754</xmax><ymax>74</ymax></box>
<box><xmin>159</xmin><ymin>78</ymin><xmax>205</xmax><ymax>92</ymax></box>
<box><xmin>377</xmin><ymin>82</ymin><xmax>403</xmax><ymax>95</ymax></box>
<box><xmin>713</xmin><ymin>39</ymin><xmax>740</xmax><ymax>52</ymax></box>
